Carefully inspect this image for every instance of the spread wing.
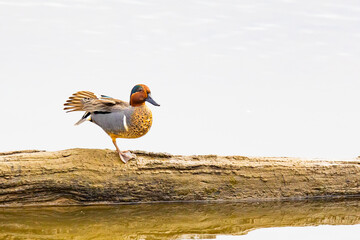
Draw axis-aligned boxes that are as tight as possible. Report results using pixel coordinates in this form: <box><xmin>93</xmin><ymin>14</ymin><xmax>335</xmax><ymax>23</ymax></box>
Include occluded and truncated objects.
<box><xmin>64</xmin><ymin>91</ymin><xmax>130</xmax><ymax>125</ymax></box>
<box><xmin>64</xmin><ymin>91</ymin><xmax>130</xmax><ymax>113</ymax></box>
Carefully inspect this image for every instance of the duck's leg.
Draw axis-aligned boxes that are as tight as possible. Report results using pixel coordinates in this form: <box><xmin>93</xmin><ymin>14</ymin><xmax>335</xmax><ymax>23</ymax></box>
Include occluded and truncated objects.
<box><xmin>111</xmin><ymin>138</ymin><xmax>135</xmax><ymax>163</ymax></box>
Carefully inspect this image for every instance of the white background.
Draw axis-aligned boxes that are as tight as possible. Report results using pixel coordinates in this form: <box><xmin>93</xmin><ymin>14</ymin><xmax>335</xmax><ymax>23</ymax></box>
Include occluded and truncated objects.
<box><xmin>1</xmin><ymin>0</ymin><xmax>359</xmax><ymax>157</ymax></box>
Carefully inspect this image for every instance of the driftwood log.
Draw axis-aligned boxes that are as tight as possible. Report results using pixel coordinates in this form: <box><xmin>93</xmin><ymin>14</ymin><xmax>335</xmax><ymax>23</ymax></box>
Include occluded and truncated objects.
<box><xmin>0</xmin><ymin>148</ymin><xmax>360</xmax><ymax>207</ymax></box>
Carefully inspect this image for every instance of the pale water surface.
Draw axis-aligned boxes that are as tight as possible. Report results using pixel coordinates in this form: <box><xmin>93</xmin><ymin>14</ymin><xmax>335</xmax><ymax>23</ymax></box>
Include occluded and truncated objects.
<box><xmin>1</xmin><ymin>0</ymin><xmax>360</xmax><ymax>239</ymax></box>
<box><xmin>1</xmin><ymin>0</ymin><xmax>360</xmax><ymax>158</ymax></box>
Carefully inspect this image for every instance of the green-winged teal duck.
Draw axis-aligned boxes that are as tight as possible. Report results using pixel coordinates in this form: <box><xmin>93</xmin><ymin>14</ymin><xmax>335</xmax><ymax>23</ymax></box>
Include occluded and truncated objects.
<box><xmin>64</xmin><ymin>84</ymin><xmax>160</xmax><ymax>163</ymax></box>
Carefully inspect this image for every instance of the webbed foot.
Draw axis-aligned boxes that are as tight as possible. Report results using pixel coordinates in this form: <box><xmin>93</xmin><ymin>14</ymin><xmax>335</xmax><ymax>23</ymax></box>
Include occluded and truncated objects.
<box><xmin>118</xmin><ymin>150</ymin><xmax>136</xmax><ymax>164</ymax></box>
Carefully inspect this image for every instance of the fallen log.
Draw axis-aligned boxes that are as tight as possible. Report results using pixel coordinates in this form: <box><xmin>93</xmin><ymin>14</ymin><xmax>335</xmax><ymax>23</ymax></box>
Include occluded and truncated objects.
<box><xmin>0</xmin><ymin>148</ymin><xmax>359</xmax><ymax>207</ymax></box>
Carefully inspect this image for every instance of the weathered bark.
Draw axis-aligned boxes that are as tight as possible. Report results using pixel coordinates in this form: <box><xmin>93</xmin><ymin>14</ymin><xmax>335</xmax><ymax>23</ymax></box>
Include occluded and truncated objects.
<box><xmin>0</xmin><ymin>148</ymin><xmax>360</xmax><ymax>207</ymax></box>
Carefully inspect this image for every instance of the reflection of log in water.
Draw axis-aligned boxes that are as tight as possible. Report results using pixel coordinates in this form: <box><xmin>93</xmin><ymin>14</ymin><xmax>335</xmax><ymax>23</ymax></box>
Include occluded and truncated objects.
<box><xmin>0</xmin><ymin>199</ymin><xmax>360</xmax><ymax>239</ymax></box>
<box><xmin>1</xmin><ymin>149</ymin><xmax>360</xmax><ymax>206</ymax></box>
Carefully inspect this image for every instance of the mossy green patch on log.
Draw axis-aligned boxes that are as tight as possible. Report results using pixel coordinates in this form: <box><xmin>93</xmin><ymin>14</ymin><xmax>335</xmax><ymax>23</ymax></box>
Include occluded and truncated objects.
<box><xmin>0</xmin><ymin>149</ymin><xmax>360</xmax><ymax>207</ymax></box>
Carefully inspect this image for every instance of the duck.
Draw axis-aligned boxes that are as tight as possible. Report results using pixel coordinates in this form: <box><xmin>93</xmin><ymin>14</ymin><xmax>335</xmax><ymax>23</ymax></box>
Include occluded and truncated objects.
<box><xmin>63</xmin><ymin>84</ymin><xmax>160</xmax><ymax>163</ymax></box>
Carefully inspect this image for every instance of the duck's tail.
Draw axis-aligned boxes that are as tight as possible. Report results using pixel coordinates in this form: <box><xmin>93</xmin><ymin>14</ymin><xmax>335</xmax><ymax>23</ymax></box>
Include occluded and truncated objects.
<box><xmin>74</xmin><ymin>112</ymin><xmax>91</xmax><ymax>125</ymax></box>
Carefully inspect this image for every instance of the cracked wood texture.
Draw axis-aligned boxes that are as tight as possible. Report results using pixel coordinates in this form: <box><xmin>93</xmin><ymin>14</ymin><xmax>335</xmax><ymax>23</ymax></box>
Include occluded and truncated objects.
<box><xmin>0</xmin><ymin>148</ymin><xmax>360</xmax><ymax>207</ymax></box>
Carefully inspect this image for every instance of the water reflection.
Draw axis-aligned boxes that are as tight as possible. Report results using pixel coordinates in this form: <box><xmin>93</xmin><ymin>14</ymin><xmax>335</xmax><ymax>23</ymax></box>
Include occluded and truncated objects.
<box><xmin>0</xmin><ymin>199</ymin><xmax>359</xmax><ymax>239</ymax></box>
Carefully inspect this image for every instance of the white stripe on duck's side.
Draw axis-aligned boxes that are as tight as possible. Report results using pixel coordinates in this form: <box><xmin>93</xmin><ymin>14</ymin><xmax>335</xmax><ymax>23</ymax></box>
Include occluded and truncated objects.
<box><xmin>123</xmin><ymin>115</ymin><xmax>129</xmax><ymax>131</ymax></box>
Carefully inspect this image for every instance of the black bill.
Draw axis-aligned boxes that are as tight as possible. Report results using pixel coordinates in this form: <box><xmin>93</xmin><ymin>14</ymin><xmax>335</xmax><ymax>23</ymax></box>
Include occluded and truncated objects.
<box><xmin>145</xmin><ymin>93</ymin><xmax>160</xmax><ymax>106</ymax></box>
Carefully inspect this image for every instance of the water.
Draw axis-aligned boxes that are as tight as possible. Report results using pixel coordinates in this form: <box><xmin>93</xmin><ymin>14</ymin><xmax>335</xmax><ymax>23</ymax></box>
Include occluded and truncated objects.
<box><xmin>0</xmin><ymin>199</ymin><xmax>359</xmax><ymax>239</ymax></box>
<box><xmin>1</xmin><ymin>0</ymin><xmax>360</xmax><ymax>157</ymax></box>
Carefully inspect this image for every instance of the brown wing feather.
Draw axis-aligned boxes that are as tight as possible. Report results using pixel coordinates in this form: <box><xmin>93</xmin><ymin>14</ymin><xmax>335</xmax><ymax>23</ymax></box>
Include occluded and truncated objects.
<box><xmin>64</xmin><ymin>91</ymin><xmax>97</xmax><ymax>112</ymax></box>
<box><xmin>81</xmin><ymin>98</ymin><xmax>129</xmax><ymax>112</ymax></box>
<box><xmin>63</xmin><ymin>91</ymin><xmax>129</xmax><ymax>113</ymax></box>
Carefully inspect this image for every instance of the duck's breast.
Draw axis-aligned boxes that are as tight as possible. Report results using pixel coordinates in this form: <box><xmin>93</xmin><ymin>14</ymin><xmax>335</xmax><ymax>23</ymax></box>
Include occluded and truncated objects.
<box><xmin>128</xmin><ymin>105</ymin><xmax>153</xmax><ymax>138</ymax></box>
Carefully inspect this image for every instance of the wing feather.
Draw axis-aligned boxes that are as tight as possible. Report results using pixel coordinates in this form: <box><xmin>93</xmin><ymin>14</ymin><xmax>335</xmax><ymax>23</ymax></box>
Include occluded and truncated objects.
<box><xmin>63</xmin><ymin>91</ymin><xmax>130</xmax><ymax>113</ymax></box>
